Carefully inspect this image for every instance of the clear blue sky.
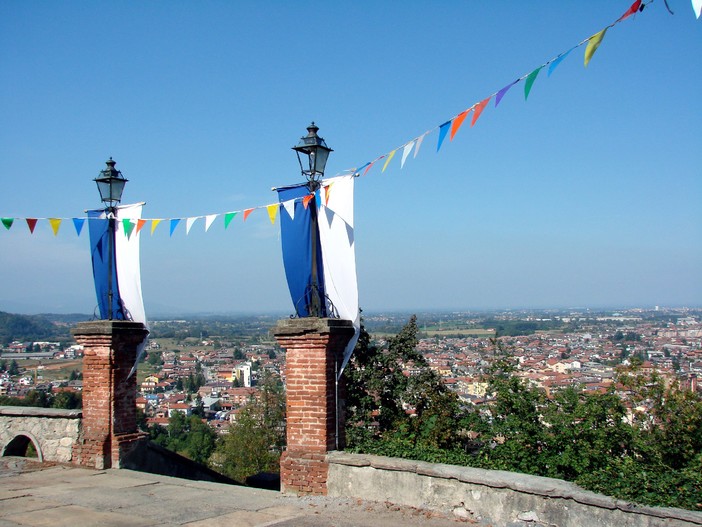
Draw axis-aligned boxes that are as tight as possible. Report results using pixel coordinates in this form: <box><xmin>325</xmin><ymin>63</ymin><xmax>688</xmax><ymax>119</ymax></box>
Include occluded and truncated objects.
<box><xmin>1</xmin><ymin>1</ymin><xmax>700</xmax><ymax>315</ymax></box>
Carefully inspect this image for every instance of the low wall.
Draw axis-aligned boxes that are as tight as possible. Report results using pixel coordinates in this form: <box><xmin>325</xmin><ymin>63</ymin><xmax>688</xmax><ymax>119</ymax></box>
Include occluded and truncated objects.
<box><xmin>0</xmin><ymin>406</ymin><xmax>82</xmax><ymax>463</ymax></box>
<box><xmin>327</xmin><ymin>452</ymin><xmax>702</xmax><ymax>527</ymax></box>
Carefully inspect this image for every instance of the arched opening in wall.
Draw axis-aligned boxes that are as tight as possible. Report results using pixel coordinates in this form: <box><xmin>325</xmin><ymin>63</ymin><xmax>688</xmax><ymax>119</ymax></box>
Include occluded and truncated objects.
<box><xmin>2</xmin><ymin>434</ymin><xmax>41</xmax><ymax>460</ymax></box>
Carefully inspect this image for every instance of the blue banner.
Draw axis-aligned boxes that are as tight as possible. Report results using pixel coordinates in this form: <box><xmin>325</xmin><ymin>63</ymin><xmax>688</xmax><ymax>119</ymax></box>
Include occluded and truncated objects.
<box><xmin>87</xmin><ymin>211</ymin><xmax>126</xmax><ymax>320</ymax></box>
<box><xmin>276</xmin><ymin>183</ymin><xmax>328</xmax><ymax>317</ymax></box>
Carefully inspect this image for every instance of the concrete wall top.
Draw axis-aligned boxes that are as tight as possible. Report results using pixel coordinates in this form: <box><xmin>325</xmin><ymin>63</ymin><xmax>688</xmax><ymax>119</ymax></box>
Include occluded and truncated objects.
<box><xmin>274</xmin><ymin>318</ymin><xmax>355</xmax><ymax>337</ymax></box>
<box><xmin>0</xmin><ymin>406</ymin><xmax>82</xmax><ymax>419</ymax></box>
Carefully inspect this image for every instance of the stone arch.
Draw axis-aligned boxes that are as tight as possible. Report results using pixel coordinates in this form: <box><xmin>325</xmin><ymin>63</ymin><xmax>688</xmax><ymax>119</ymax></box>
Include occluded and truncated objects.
<box><xmin>1</xmin><ymin>431</ymin><xmax>44</xmax><ymax>462</ymax></box>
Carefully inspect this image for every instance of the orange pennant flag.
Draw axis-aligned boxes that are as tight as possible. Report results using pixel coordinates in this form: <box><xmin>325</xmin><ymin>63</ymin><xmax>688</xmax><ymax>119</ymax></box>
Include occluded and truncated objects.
<box><xmin>243</xmin><ymin>208</ymin><xmax>254</xmax><ymax>221</ymax></box>
<box><xmin>136</xmin><ymin>219</ymin><xmax>147</xmax><ymax>234</ymax></box>
<box><xmin>324</xmin><ymin>183</ymin><xmax>333</xmax><ymax>206</ymax></box>
<box><xmin>302</xmin><ymin>194</ymin><xmax>314</xmax><ymax>209</ymax></box>
<box><xmin>266</xmin><ymin>204</ymin><xmax>278</xmax><ymax>225</ymax></box>
<box><xmin>150</xmin><ymin>219</ymin><xmax>162</xmax><ymax>235</ymax></box>
<box><xmin>450</xmin><ymin>110</ymin><xmax>471</xmax><ymax>140</ymax></box>
<box><xmin>471</xmin><ymin>97</ymin><xmax>491</xmax><ymax>126</ymax></box>
<box><xmin>49</xmin><ymin>218</ymin><xmax>61</xmax><ymax>236</ymax></box>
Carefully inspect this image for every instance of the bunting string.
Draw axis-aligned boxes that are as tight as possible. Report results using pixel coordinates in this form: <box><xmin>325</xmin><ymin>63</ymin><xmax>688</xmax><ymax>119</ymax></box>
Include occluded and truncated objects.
<box><xmin>3</xmin><ymin>0</ymin><xmax>696</xmax><ymax>240</ymax></box>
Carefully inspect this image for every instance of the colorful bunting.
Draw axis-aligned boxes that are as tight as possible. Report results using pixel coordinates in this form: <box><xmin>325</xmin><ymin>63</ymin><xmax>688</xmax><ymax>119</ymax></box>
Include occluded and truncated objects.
<box><xmin>26</xmin><ymin>218</ymin><xmax>37</xmax><ymax>233</ymax></box>
<box><xmin>243</xmin><ymin>208</ymin><xmax>254</xmax><ymax>221</ymax></box>
<box><xmin>694</xmin><ymin>0</ymin><xmax>702</xmax><ymax>18</ymax></box>
<box><xmin>363</xmin><ymin>161</ymin><xmax>375</xmax><ymax>176</ymax></box>
<box><xmin>524</xmin><ymin>66</ymin><xmax>543</xmax><ymax>100</ymax></box>
<box><xmin>224</xmin><ymin>212</ymin><xmax>237</xmax><ymax>229</ymax></box>
<box><xmin>169</xmin><ymin>218</ymin><xmax>180</xmax><ymax>237</ymax></box>
<box><xmin>2</xmin><ymin>218</ymin><xmax>13</xmax><ymax>230</ymax></box>
<box><xmin>584</xmin><ymin>28</ymin><xmax>608</xmax><ymax>67</ymax></box>
<box><xmin>400</xmin><ymin>141</ymin><xmax>415</xmax><ymax>168</ymax></box>
<box><xmin>136</xmin><ymin>219</ymin><xmax>147</xmax><ymax>234</ymax></box>
<box><xmin>548</xmin><ymin>47</ymin><xmax>575</xmax><ymax>76</ymax></box>
<box><xmin>204</xmin><ymin>214</ymin><xmax>217</xmax><ymax>232</ymax></box>
<box><xmin>381</xmin><ymin>149</ymin><xmax>396</xmax><ymax>173</ymax></box>
<box><xmin>282</xmin><ymin>199</ymin><xmax>296</xmax><ymax>220</ymax></box>
<box><xmin>618</xmin><ymin>0</ymin><xmax>642</xmax><ymax>21</ymax></box>
<box><xmin>471</xmin><ymin>97</ymin><xmax>491</xmax><ymax>126</ymax></box>
<box><xmin>437</xmin><ymin>121</ymin><xmax>451</xmax><ymax>152</ymax></box>
<box><xmin>324</xmin><ymin>184</ymin><xmax>333</xmax><ymax>206</ymax></box>
<box><xmin>185</xmin><ymin>216</ymin><xmax>198</xmax><ymax>235</ymax></box>
<box><xmin>150</xmin><ymin>219</ymin><xmax>162</xmax><ymax>235</ymax></box>
<box><xmin>302</xmin><ymin>194</ymin><xmax>314</xmax><ymax>209</ymax></box>
<box><xmin>413</xmin><ymin>133</ymin><xmax>427</xmax><ymax>158</ymax></box>
<box><xmin>49</xmin><ymin>218</ymin><xmax>61</xmax><ymax>236</ymax></box>
<box><xmin>266</xmin><ymin>203</ymin><xmax>278</xmax><ymax>225</ymax></box>
<box><xmin>450</xmin><ymin>110</ymin><xmax>470</xmax><ymax>141</ymax></box>
<box><xmin>73</xmin><ymin>217</ymin><xmax>85</xmax><ymax>236</ymax></box>
<box><xmin>495</xmin><ymin>80</ymin><xmax>518</xmax><ymax>107</ymax></box>
<box><xmin>123</xmin><ymin>219</ymin><xmax>135</xmax><ymax>239</ymax></box>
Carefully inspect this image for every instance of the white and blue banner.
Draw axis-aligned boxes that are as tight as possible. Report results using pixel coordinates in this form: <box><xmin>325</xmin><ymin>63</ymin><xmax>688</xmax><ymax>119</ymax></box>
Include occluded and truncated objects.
<box><xmin>276</xmin><ymin>175</ymin><xmax>360</xmax><ymax>376</ymax></box>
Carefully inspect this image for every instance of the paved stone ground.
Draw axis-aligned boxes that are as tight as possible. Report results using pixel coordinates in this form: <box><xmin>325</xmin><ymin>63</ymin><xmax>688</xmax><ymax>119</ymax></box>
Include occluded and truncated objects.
<box><xmin>0</xmin><ymin>458</ymin><xmax>479</xmax><ymax>527</ymax></box>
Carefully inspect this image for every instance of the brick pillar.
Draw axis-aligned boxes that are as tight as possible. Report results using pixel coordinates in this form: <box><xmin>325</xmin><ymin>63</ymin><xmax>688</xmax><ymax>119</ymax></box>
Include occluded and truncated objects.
<box><xmin>71</xmin><ymin>320</ymin><xmax>148</xmax><ymax>469</ymax></box>
<box><xmin>274</xmin><ymin>318</ymin><xmax>354</xmax><ymax>495</ymax></box>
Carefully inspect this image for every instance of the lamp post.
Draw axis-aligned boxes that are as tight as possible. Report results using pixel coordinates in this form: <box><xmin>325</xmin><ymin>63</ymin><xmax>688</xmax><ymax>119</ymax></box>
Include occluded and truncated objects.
<box><xmin>292</xmin><ymin>123</ymin><xmax>333</xmax><ymax>318</ymax></box>
<box><xmin>93</xmin><ymin>157</ymin><xmax>128</xmax><ymax>320</ymax></box>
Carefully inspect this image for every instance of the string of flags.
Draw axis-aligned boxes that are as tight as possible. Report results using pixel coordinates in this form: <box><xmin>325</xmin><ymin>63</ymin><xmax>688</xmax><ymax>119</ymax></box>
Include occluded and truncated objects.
<box><xmin>2</xmin><ymin>0</ymin><xmax>699</xmax><ymax>239</ymax></box>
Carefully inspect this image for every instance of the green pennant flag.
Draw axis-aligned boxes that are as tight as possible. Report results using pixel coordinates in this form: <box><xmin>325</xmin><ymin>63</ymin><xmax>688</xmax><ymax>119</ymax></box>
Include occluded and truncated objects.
<box><xmin>1</xmin><ymin>218</ymin><xmax>13</xmax><ymax>230</ymax></box>
<box><xmin>122</xmin><ymin>219</ymin><xmax>135</xmax><ymax>239</ymax></box>
<box><xmin>224</xmin><ymin>212</ymin><xmax>238</xmax><ymax>229</ymax></box>
<box><xmin>524</xmin><ymin>66</ymin><xmax>543</xmax><ymax>101</ymax></box>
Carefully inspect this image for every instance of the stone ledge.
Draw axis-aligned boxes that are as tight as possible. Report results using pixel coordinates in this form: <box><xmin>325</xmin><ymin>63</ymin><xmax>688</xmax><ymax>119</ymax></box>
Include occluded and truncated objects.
<box><xmin>327</xmin><ymin>452</ymin><xmax>702</xmax><ymax>525</ymax></box>
<box><xmin>0</xmin><ymin>406</ymin><xmax>82</xmax><ymax>419</ymax></box>
<box><xmin>71</xmin><ymin>320</ymin><xmax>149</xmax><ymax>337</ymax></box>
<box><xmin>274</xmin><ymin>318</ymin><xmax>355</xmax><ymax>337</ymax></box>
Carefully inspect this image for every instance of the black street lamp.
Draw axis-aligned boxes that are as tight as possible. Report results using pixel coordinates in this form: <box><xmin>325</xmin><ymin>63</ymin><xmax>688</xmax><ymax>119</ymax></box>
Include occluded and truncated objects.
<box><xmin>93</xmin><ymin>157</ymin><xmax>128</xmax><ymax>320</ymax></box>
<box><xmin>292</xmin><ymin>123</ymin><xmax>333</xmax><ymax>317</ymax></box>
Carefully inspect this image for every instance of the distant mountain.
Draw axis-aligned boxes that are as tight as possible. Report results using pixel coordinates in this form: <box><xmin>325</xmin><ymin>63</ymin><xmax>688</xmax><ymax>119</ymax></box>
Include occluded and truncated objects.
<box><xmin>0</xmin><ymin>311</ymin><xmax>77</xmax><ymax>345</ymax></box>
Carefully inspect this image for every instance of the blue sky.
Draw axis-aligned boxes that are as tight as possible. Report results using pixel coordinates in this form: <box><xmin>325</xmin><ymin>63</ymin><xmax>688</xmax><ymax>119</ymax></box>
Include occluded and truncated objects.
<box><xmin>1</xmin><ymin>1</ymin><xmax>700</xmax><ymax>315</ymax></box>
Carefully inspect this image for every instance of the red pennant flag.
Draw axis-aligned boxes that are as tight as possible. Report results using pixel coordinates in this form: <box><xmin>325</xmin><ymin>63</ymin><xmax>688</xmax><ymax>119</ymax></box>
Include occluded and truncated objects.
<box><xmin>450</xmin><ymin>110</ymin><xmax>470</xmax><ymax>140</ymax></box>
<box><xmin>618</xmin><ymin>0</ymin><xmax>641</xmax><ymax>21</ymax></box>
<box><xmin>136</xmin><ymin>219</ymin><xmax>147</xmax><ymax>234</ymax></box>
<box><xmin>471</xmin><ymin>97</ymin><xmax>491</xmax><ymax>126</ymax></box>
<box><xmin>302</xmin><ymin>194</ymin><xmax>314</xmax><ymax>209</ymax></box>
<box><xmin>26</xmin><ymin>218</ymin><xmax>38</xmax><ymax>233</ymax></box>
<box><xmin>243</xmin><ymin>208</ymin><xmax>254</xmax><ymax>221</ymax></box>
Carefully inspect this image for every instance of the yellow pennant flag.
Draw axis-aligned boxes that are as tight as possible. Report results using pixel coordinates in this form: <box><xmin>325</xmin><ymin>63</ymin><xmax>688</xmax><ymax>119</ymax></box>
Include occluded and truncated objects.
<box><xmin>266</xmin><ymin>204</ymin><xmax>279</xmax><ymax>225</ymax></box>
<box><xmin>150</xmin><ymin>219</ymin><xmax>162</xmax><ymax>235</ymax></box>
<box><xmin>381</xmin><ymin>149</ymin><xmax>397</xmax><ymax>173</ymax></box>
<box><xmin>49</xmin><ymin>218</ymin><xmax>62</xmax><ymax>236</ymax></box>
<box><xmin>584</xmin><ymin>28</ymin><xmax>607</xmax><ymax>67</ymax></box>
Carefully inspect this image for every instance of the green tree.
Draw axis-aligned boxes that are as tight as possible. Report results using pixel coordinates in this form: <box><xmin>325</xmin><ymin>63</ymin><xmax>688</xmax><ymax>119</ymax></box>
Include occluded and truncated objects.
<box><xmin>211</xmin><ymin>371</ymin><xmax>285</xmax><ymax>482</ymax></box>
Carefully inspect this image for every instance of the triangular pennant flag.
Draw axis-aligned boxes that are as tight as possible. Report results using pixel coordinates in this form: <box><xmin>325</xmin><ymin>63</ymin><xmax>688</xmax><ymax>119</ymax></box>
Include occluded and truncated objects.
<box><xmin>185</xmin><ymin>217</ymin><xmax>198</xmax><ymax>235</ymax></box>
<box><xmin>495</xmin><ymin>80</ymin><xmax>518</xmax><ymax>107</ymax></box>
<box><xmin>316</xmin><ymin>188</ymin><xmax>323</xmax><ymax>210</ymax></box>
<box><xmin>694</xmin><ymin>0</ymin><xmax>702</xmax><ymax>18</ymax></box>
<box><xmin>169</xmin><ymin>218</ymin><xmax>181</xmax><ymax>237</ymax></box>
<box><xmin>400</xmin><ymin>141</ymin><xmax>415</xmax><ymax>168</ymax></box>
<box><xmin>1</xmin><ymin>218</ymin><xmax>13</xmax><ymax>230</ymax></box>
<box><xmin>363</xmin><ymin>161</ymin><xmax>375</xmax><ymax>176</ymax></box>
<box><xmin>72</xmin><ymin>218</ymin><xmax>85</xmax><ymax>236</ymax></box>
<box><xmin>414</xmin><ymin>133</ymin><xmax>427</xmax><ymax>158</ymax></box>
<box><xmin>266</xmin><ymin>203</ymin><xmax>279</xmax><ymax>225</ymax></box>
<box><xmin>524</xmin><ymin>66</ymin><xmax>543</xmax><ymax>100</ymax></box>
<box><xmin>324</xmin><ymin>183</ymin><xmax>333</xmax><ymax>206</ymax></box>
<box><xmin>282</xmin><ymin>199</ymin><xmax>296</xmax><ymax>220</ymax></box>
<box><xmin>381</xmin><ymin>149</ymin><xmax>397</xmax><ymax>172</ymax></box>
<box><xmin>618</xmin><ymin>0</ymin><xmax>642</xmax><ymax>21</ymax></box>
<box><xmin>437</xmin><ymin>121</ymin><xmax>451</xmax><ymax>152</ymax></box>
<box><xmin>224</xmin><ymin>212</ymin><xmax>237</xmax><ymax>229</ymax></box>
<box><xmin>584</xmin><ymin>28</ymin><xmax>607</xmax><ymax>67</ymax></box>
<box><xmin>243</xmin><ymin>208</ymin><xmax>254</xmax><ymax>221</ymax></box>
<box><xmin>150</xmin><ymin>219</ymin><xmax>162</xmax><ymax>235</ymax></box>
<box><xmin>450</xmin><ymin>110</ymin><xmax>470</xmax><ymax>140</ymax></box>
<box><xmin>204</xmin><ymin>214</ymin><xmax>217</xmax><ymax>232</ymax></box>
<box><xmin>355</xmin><ymin>162</ymin><xmax>370</xmax><ymax>176</ymax></box>
<box><xmin>548</xmin><ymin>48</ymin><xmax>574</xmax><ymax>76</ymax></box>
<box><xmin>26</xmin><ymin>218</ymin><xmax>38</xmax><ymax>233</ymax></box>
<box><xmin>49</xmin><ymin>218</ymin><xmax>61</xmax><ymax>236</ymax></box>
<box><xmin>471</xmin><ymin>97</ymin><xmax>491</xmax><ymax>126</ymax></box>
<box><xmin>123</xmin><ymin>219</ymin><xmax>136</xmax><ymax>239</ymax></box>
<box><xmin>136</xmin><ymin>219</ymin><xmax>147</xmax><ymax>234</ymax></box>
<box><xmin>302</xmin><ymin>194</ymin><xmax>314</xmax><ymax>209</ymax></box>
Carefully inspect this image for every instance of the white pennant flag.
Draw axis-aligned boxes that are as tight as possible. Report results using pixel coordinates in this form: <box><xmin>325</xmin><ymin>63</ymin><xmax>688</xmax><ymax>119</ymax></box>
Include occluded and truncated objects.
<box><xmin>414</xmin><ymin>132</ymin><xmax>428</xmax><ymax>158</ymax></box>
<box><xmin>401</xmin><ymin>141</ymin><xmax>415</xmax><ymax>168</ymax></box>
<box><xmin>693</xmin><ymin>0</ymin><xmax>702</xmax><ymax>18</ymax></box>
<box><xmin>185</xmin><ymin>217</ymin><xmax>199</xmax><ymax>235</ymax></box>
<box><xmin>204</xmin><ymin>214</ymin><xmax>218</xmax><ymax>232</ymax></box>
<box><xmin>282</xmin><ymin>199</ymin><xmax>296</xmax><ymax>220</ymax></box>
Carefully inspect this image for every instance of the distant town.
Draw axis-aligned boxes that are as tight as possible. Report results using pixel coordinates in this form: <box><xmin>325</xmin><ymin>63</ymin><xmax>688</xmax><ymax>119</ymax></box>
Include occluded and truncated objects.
<box><xmin>1</xmin><ymin>307</ymin><xmax>700</xmax><ymax>433</ymax></box>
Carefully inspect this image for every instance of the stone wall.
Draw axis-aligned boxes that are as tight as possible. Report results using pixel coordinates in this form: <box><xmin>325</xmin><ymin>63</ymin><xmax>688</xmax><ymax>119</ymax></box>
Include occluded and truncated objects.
<box><xmin>0</xmin><ymin>406</ymin><xmax>82</xmax><ymax>463</ymax></box>
<box><xmin>327</xmin><ymin>452</ymin><xmax>702</xmax><ymax>527</ymax></box>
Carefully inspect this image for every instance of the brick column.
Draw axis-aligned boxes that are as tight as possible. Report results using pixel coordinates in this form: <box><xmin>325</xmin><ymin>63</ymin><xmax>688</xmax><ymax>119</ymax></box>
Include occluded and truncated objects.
<box><xmin>71</xmin><ymin>320</ymin><xmax>148</xmax><ymax>469</ymax></box>
<box><xmin>274</xmin><ymin>318</ymin><xmax>354</xmax><ymax>495</ymax></box>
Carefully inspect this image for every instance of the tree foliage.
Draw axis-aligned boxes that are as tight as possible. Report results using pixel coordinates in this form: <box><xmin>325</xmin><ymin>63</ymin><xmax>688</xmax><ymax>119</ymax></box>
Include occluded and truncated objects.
<box><xmin>344</xmin><ymin>316</ymin><xmax>702</xmax><ymax>511</ymax></box>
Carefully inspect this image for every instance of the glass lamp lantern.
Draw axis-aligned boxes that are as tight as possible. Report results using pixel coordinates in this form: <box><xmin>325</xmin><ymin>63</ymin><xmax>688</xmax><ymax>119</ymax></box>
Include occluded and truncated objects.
<box><xmin>292</xmin><ymin>122</ymin><xmax>333</xmax><ymax>189</ymax></box>
<box><xmin>94</xmin><ymin>157</ymin><xmax>128</xmax><ymax>206</ymax></box>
